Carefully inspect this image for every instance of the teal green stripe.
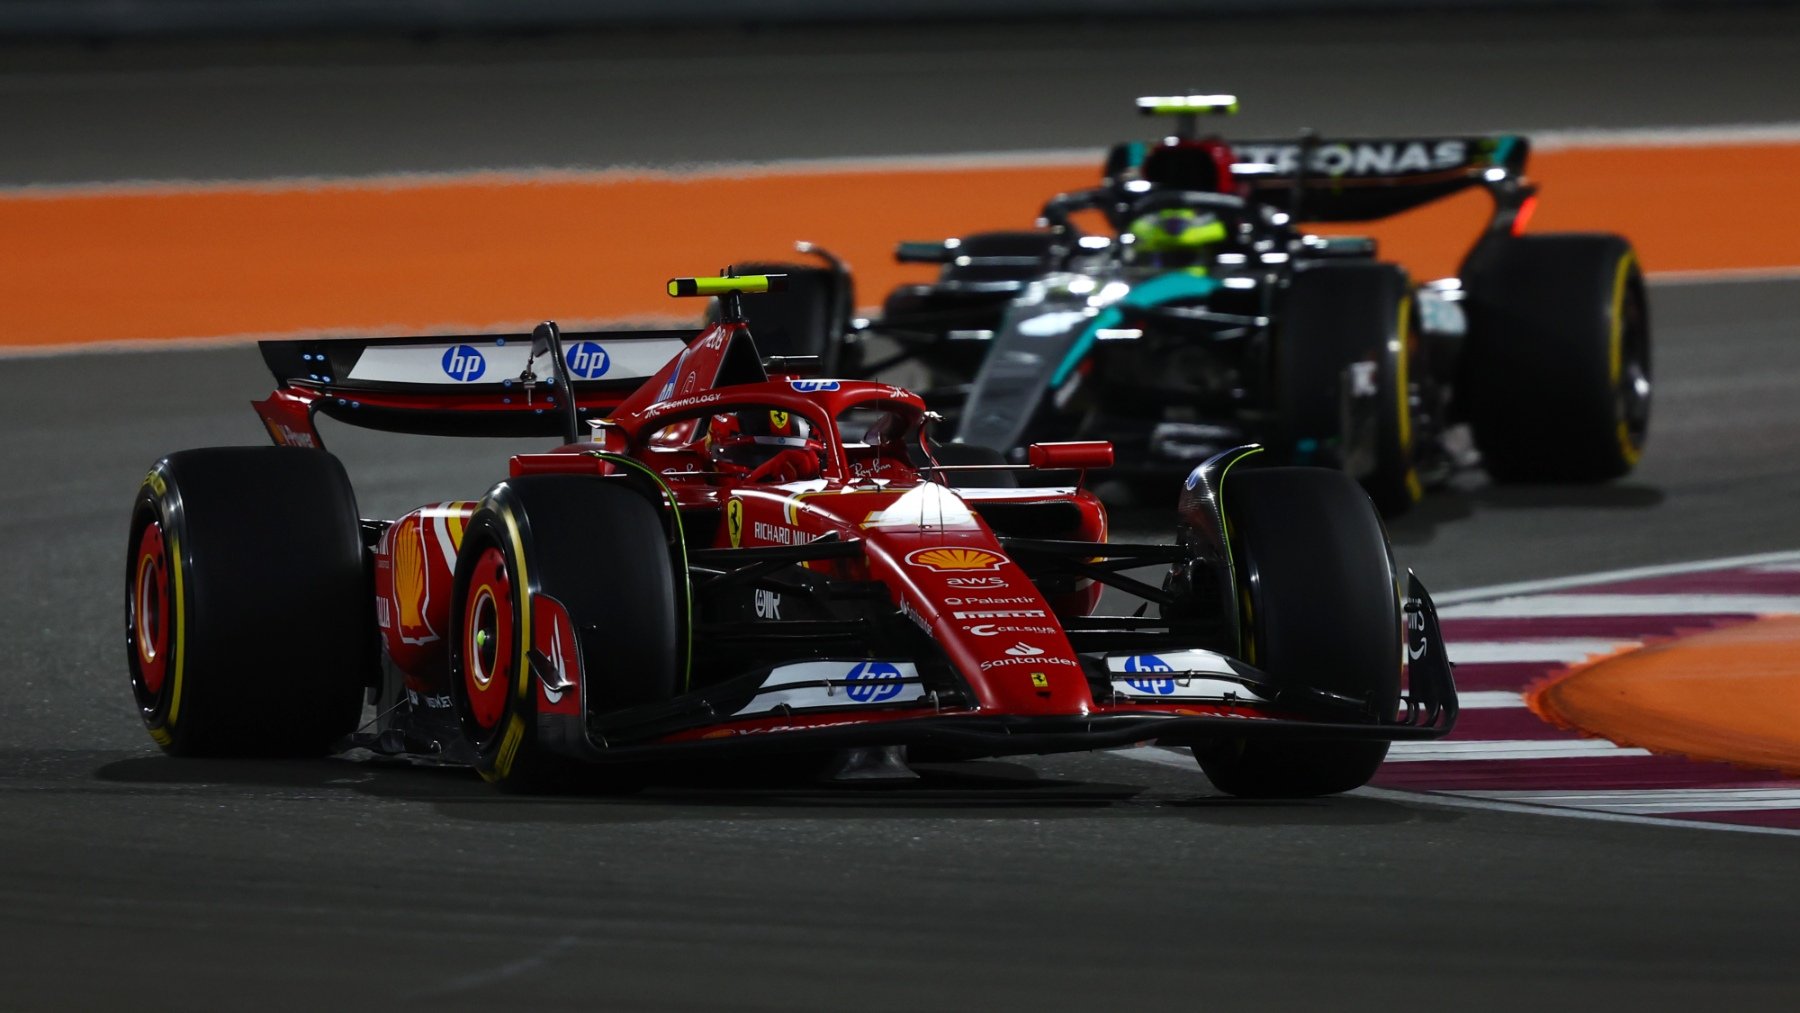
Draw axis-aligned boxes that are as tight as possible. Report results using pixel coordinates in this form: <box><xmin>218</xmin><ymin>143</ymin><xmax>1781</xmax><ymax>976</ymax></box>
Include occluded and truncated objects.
<box><xmin>1047</xmin><ymin>271</ymin><xmax>1220</xmax><ymax>387</ymax></box>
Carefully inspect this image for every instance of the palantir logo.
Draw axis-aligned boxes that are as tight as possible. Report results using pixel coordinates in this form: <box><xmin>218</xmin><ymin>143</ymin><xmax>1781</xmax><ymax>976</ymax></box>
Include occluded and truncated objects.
<box><xmin>564</xmin><ymin>341</ymin><xmax>611</xmax><ymax>380</ymax></box>
<box><xmin>441</xmin><ymin>344</ymin><xmax>486</xmax><ymax>382</ymax></box>
<box><xmin>844</xmin><ymin>661</ymin><xmax>903</xmax><ymax>703</ymax></box>
<box><xmin>1123</xmin><ymin>654</ymin><xmax>1176</xmax><ymax>695</ymax></box>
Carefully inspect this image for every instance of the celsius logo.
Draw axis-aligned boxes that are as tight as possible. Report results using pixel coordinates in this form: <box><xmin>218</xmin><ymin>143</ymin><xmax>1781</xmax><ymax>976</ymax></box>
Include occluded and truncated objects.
<box><xmin>844</xmin><ymin>661</ymin><xmax>903</xmax><ymax>704</ymax></box>
<box><xmin>441</xmin><ymin>345</ymin><xmax>487</xmax><ymax>382</ymax></box>
<box><xmin>790</xmin><ymin>379</ymin><xmax>841</xmax><ymax>392</ymax></box>
<box><xmin>564</xmin><ymin>341</ymin><xmax>611</xmax><ymax>379</ymax></box>
<box><xmin>1123</xmin><ymin>654</ymin><xmax>1176</xmax><ymax>695</ymax></box>
<box><xmin>1004</xmin><ymin>642</ymin><xmax>1044</xmax><ymax>657</ymax></box>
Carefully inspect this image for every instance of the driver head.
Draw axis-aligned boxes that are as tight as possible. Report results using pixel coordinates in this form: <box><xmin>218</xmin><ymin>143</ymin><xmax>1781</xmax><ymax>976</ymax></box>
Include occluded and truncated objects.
<box><xmin>709</xmin><ymin>409</ymin><xmax>821</xmax><ymax>471</ymax></box>
<box><xmin>1122</xmin><ymin>208</ymin><xmax>1227</xmax><ymax>271</ymax></box>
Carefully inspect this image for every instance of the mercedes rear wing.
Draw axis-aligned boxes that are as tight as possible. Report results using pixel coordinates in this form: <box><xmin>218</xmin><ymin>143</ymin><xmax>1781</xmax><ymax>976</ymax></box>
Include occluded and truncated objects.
<box><xmin>1227</xmin><ymin>133</ymin><xmax>1532</xmax><ymax>223</ymax></box>
<box><xmin>253</xmin><ymin>328</ymin><xmax>695</xmax><ymax>448</ymax></box>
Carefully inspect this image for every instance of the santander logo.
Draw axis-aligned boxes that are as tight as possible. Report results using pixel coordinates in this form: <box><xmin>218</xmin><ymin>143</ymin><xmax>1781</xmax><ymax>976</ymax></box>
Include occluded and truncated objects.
<box><xmin>1004</xmin><ymin>642</ymin><xmax>1045</xmax><ymax>657</ymax></box>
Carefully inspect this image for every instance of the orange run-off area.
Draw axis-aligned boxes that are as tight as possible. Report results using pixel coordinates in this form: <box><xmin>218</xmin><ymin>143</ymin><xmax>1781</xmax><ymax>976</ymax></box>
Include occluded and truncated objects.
<box><xmin>2</xmin><ymin>141</ymin><xmax>1798</xmax><ymax>348</ymax></box>
<box><xmin>1532</xmin><ymin>617</ymin><xmax>1800</xmax><ymax>777</ymax></box>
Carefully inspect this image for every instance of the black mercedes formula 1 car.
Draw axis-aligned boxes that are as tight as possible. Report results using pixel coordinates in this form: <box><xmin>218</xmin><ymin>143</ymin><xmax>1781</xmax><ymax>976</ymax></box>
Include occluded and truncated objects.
<box><xmin>125</xmin><ymin>273</ymin><xmax>1456</xmax><ymax>798</ymax></box>
<box><xmin>741</xmin><ymin>95</ymin><xmax>1651</xmax><ymax>515</ymax></box>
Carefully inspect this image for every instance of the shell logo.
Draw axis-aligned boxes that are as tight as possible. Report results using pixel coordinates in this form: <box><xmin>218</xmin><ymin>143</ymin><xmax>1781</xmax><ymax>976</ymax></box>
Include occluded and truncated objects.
<box><xmin>905</xmin><ymin>547</ymin><xmax>1007</xmax><ymax>572</ymax></box>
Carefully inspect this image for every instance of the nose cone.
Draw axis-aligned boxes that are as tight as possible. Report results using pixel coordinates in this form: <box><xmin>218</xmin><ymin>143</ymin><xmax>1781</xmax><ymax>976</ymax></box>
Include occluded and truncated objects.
<box><xmin>854</xmin><ymin>488</ymin><xmax>1093</xmax><ymax>715</ymax></box>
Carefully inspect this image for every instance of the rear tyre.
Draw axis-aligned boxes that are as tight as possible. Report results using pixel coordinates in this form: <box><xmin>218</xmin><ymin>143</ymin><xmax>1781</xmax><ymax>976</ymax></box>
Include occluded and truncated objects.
<box><xmin>1276</xmin><ymin>262</ymin><xmax>1421</xmax><ymax>516</ymax></box>
<box><xmin>449</xmin><ymin>476</ymin><xmax>679</xmax><ymax>792</ymax></box>
<box><xmin>125</xmin><ymin>447</ymin><xmax>373</xmax><ymax>756</ymax></box>
<box><xmin>1194</xmin><ymin>467</ymin><xmax>1400</xmax><ymax>797</ymax></box>
<box><xmin>1459</xmin><ymin>233</ymin><xmax>1650</xmax><ymax>482</ymax></box>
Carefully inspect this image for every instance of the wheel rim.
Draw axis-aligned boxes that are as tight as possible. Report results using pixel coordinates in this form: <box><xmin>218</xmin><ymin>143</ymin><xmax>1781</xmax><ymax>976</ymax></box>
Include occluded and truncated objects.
<box><xmin>462</xmin><ymin>546</ymin><xmax>514</xmax><ymax>732</ymax></box>
<box><xmin>130</xmin><ymin>521</ymin><xmax>171</xmax><ymax>696</ymax></box>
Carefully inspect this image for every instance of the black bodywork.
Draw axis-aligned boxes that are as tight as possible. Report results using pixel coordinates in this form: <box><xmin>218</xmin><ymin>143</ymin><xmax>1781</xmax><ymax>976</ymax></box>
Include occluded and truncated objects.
<box><xmin>865</xmin><ymin>131</ymin><xmax>1540</xmax><ymax>497</ymax></box>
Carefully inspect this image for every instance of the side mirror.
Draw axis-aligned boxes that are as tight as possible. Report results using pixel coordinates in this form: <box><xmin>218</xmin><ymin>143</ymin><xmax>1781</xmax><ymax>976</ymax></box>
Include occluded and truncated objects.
<box><xmin>1027</xmin><ymin>441</ymin><xmax>1115</xmax><ymax>471</ymax></box>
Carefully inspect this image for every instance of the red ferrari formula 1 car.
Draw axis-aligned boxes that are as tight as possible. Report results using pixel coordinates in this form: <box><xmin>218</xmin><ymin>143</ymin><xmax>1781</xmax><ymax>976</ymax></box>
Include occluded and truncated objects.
<box><xmin>125</xmin><ymin>274</ymin><xmax>1456</xmax><ymax>797</ymax></box>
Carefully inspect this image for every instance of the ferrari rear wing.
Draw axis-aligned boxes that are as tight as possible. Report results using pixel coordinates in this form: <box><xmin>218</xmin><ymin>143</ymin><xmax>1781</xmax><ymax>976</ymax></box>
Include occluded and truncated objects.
<box><xmin>253</xmin><ymin>328</ymin><xmax>694</xmax><ymax>447</ymax></box>
<box><xmin>1228</xmin><ymin>133</ymin><xmax>1532</xmax><ymax>223</ymax></box>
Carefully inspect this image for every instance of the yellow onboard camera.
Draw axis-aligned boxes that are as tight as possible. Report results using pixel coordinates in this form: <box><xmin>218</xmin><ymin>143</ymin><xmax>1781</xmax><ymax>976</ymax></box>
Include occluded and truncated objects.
<box><xmin>666</xmin><ymin>274</ymin><xmax>789</xmax><ymax>298</ymax></box>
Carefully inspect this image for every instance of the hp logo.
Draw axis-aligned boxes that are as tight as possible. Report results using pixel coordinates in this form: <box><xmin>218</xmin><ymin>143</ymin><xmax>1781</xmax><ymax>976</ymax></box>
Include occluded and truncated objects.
<box><xmin>844</xmin><ymin>661</ymin><xmax>903</xmax><ymax>703</ymax></box>
<box><xmin>1123</xmin><ymin>654</ymin><xmax>1176</xmax><ymax>695</ymax></box>
<box><xmin>441</xmin><ymin>345</ymin><xmax>487</xmax><ymax>382</ymax></box>
<box><xmin>564</xmin><ymin>341</ymin><xmax>611</xmax><ymax>380</ymax></box>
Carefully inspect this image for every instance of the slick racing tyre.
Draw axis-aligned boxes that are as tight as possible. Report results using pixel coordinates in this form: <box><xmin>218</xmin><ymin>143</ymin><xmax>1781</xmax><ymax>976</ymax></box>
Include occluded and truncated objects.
<box><xmin>1458</xmin><ymin>233</ymin><xmax>1650</xmax><ymax>482</ymax></box>
<box><xmin>718</xmin><ymin>261</ymin><xmax>852</xmax><ymax>370</ymax></box>
<box><xmin>1275</xmin><ymin>262</ymin><xmax>1422</xmax><ymax>516</ymax></box>
<box><xmin>1195</xmin><ymin>467</ymin><xmax>1401</xmax><ymax>798</ymax></box>
<box><xmin>449</xmin><ymin>476</ymin><xmax>679</xmax><ymax>792</ymax></box>
<box><xmin>126</xmin><ymin>447</ymin><xmax>374</xmax><ymax>756</ymax></box>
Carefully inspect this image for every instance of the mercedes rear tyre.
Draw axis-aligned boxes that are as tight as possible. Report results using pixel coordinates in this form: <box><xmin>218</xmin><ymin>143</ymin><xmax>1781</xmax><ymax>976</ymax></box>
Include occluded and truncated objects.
<box><xmin>1194</xmin><ymin>466</ymin><xmax>1401</xmax><ymax>797</ymax></box>
<box><xmin>1459</xmin><ymin>233</ymin><xmax>1650</xmax><ymax>482</ymax></box>
<box><xmin>126</xmin><ymin>447</ymin><xmax>374</xmax><ymax>756</ymax></box>
<box><xmin>449</xmin><ymin>476</ymin><xmax>679</xmax><ymax>792</ymax></box>
<box><xmin>1276</xmin><ymin>262</ymin><xmax>1422</xmax><ymax>516</ymax></box>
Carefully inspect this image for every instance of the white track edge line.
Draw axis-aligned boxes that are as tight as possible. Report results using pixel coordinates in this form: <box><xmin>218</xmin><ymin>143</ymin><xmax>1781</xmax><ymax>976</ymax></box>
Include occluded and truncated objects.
<box><xmin>6</xmin><ymin>121</ymin><xmax>1799</xmax><ymax>198</ymax></box>
<box><xmin>1113</xmin><ymin>746</ymin><xmax>1800</xmax><ymax>838</ymax></box>
<box><xmin>1352</xmin><ymin>786</ymin><xmax>1800</xmax><ymax>839</ymax></box>
<box><xmin>1431</xmin><ymin>550</ymin><xmax>1800</xmax><ymax>604</ymax></box>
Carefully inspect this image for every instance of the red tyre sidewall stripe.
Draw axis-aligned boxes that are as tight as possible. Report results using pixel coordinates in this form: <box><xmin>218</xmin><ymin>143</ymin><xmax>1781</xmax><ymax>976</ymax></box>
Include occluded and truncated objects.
<box><xmin>132</xmin><ymin>520</ymin><xmax>170</xmax><ymax>697</ymax></box>
<box><xmin>462</xmin><ymin>546</ymin><xmax>513</xmax><ymax>732</ymax></box>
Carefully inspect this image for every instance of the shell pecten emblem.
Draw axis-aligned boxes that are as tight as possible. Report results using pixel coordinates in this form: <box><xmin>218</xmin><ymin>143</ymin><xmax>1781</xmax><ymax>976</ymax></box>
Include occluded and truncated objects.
<box><xmin>904</xmin><ymin>546</ymin><xmax>1007</xmax><ymax>572</ymax></box>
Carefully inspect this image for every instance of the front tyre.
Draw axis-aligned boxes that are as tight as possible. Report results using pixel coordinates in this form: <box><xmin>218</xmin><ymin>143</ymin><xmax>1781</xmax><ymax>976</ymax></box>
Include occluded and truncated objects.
<box><xmin>449</xmin><ymin>476</ymin><xmax>679</xmax><ymax>792</ymax></box>
<box><xmin>1459</xmin><ymin>233</ymin><xmax>1650</xmax><ymax>482</ymax></box>
<box><xmin>126</xmin><ymin>447</ymin><xmax>374</xmax><ymax>755</ymax></box>
<box><xmin>1195</xmin><ymin>467</ymin><xmax>1401</xmax><ymax>797</ymax></box>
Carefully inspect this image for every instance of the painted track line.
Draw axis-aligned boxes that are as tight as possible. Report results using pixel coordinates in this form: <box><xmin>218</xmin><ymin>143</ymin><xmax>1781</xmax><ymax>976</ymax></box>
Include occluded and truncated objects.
<box><xmin>1113</xmin><ymin>746</ymin><xmax>1800</xmax><ymax>838</ymax></box>
<box><xmin>1447</xmin><ymin>640</ymin><xmax>1634</xmax><ymax>664</ymax></box>
<box><xmin>1385</xmin><ymin>740</ymin><xmax>1652</xmax><ymax>762</ymax></box>
<box><xmin>1111</xmin><ymin>552</ymin><xmax>1800</xmax><ymax>836</ymax></box>
<box><xmin>1459</xmin><ymin>691</ymin><xmax>1527</xmax><ymax>709</ymax></box>
<box><xmin>1441</xmin><ymin>594</ymin><xmax>1800</xmax><ymax>619</ymax></box>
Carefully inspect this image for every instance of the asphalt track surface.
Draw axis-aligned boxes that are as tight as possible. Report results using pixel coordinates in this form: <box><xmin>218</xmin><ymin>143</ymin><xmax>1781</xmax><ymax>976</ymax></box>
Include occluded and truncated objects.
<box><xmin>4</xmin><ymin>9</ymin><xmax>1800</xmax><ymax>1011</ymax></box>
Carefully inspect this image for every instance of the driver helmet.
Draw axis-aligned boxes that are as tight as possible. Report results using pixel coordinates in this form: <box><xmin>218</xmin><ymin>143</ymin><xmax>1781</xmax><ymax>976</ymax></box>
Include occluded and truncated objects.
<box><xmin>709</xmin><ymin>409</ymin><xmax>823</xmax><ymax>471</ymax></box>
<box><xmin>1123</xmin><ymin>208</ymin><xmax>1227</xmax><ymax>271</ymax></box>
